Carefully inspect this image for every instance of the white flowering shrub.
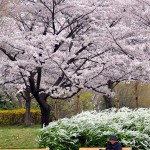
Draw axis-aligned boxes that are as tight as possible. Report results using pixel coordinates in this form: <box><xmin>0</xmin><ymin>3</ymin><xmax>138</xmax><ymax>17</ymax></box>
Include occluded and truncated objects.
<box><xmin>38</xmin><ymin>108</ymin><xmax>150</xmax><ymax>150</ymax></box>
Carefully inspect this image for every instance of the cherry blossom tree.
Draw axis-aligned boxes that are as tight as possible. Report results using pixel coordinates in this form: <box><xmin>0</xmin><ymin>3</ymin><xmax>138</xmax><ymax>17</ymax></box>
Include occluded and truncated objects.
<box><xmin>0</xmin><ymin>0</ymin><xmax>145</xmax><ymax>125</ymax></box>
<box><xmin>110</xmin><ymin>0</ymin><xmax>150</xmax><ymax>81</ymax></box>
<box><xmin>100</xmin><ymin>0</ymin><xmax>150</xmax><ymax>109</ymax></box>
<box><xmin>0</xmin><ymin>0</ymin><xmax>112</xmax><ymax>126</ymax></box>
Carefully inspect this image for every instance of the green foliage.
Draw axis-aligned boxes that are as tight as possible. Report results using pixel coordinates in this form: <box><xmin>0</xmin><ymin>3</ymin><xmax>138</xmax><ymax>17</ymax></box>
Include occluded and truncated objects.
<box><xmin>0</xmin><ymin>92</ymin><xmax>16</xmax><ymax>110</ymax></box>
<box><xmin>0</xmin><ymin>109</ymin><xmax>41</xmax><ymax>125</ymax></box>
<box><xmin>47</xmin><ymin>90</ymin><xmax>94</xmax><ymax>119</ymax></box>
<box><xmin>74</xmin><ymin>90</ymin><xmax>94</xmax><ymax>111</ymax></box>
<box><xmin>38</xmin><ymin>108</ymin><xmax>150</xmax><ymax>150</ymax></box>
<box><xmin>115</xmin><ymin>82</ymin><xmax>150</xmax><ymax>108</ymax></box>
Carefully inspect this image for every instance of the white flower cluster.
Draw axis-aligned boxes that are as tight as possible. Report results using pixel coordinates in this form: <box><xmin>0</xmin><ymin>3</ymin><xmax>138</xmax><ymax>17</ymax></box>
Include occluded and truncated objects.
<box><xmin>38</xmin><ymin>107</ymin><xmax>150</xmax><ymax>150</ymax></box>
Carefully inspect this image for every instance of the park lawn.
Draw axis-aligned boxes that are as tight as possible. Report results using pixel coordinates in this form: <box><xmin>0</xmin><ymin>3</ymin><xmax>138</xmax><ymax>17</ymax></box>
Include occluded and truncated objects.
<box><xmin>0</xmin><ymin>125</ymin><xmax>41</xmax><ymax>149</ymax></box>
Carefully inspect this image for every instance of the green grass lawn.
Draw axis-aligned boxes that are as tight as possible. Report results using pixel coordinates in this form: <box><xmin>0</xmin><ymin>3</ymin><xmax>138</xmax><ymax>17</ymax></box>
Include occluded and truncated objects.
<box><xmin>0</xmin><ymin>124</ymin><xmax>41</xmax><ymax>149</ymax></box>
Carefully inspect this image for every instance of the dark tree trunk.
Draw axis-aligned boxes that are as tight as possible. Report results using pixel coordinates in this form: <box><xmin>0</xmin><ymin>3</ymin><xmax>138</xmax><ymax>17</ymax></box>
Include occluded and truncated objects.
<box><xmin>28</xmin><ymin>68</ymin><xmax>52</xmax><ymax>127</ymax></box>
<box><xmin>24</xmin><ymin>90</ymin><xmax>32</xmax><ymax>126</ymax></box>
<box><xmin>103</xmin><ymin>95</ymin><xmax>113</xmax><ymax>109</ymax></box>
<box><xmin>40</xmin><ymin>104</ymin><xmax>51</xmax><ymax>127</ymax></box>
<box><xmin>54</xmin><ymin>100</ymin><xmax>59</xmax><ymax>121</ymax></box>
<box><xmin>33</xmin><ymin>93</ymin><xmax>52</xmax><ymax>127</ymax></box>
<box><xmin>103</xmin><ymin>80</ymin><xmax>114</xmax><ymax>109</ymax></box>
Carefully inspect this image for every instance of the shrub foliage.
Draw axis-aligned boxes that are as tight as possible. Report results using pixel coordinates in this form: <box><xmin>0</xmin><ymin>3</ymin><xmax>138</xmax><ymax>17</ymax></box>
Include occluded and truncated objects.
<box><xmin>0</xmin><ymin>109</ymin><xmax>41</xmax><ymax>125</ymax></box>
<box><xmin>38</xmin><ymin>108</ymin><xmax>150</xmax><ymax>150</ymax></box>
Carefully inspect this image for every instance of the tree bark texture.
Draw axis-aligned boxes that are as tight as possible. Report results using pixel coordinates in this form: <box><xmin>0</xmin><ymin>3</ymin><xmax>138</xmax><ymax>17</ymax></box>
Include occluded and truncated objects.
<box><xmin>103</xmin><ymin>80</ymin><xmax>114</xmax><ymax>109</ymax></box>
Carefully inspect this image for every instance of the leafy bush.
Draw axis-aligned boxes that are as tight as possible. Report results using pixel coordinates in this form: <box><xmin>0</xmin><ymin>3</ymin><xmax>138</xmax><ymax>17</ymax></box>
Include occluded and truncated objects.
<box><xmin>38</xmin><ymin>108</ymin><xmax>150</xmax><ymax>150</ymax></box>
<box><xmin>0</xmin><ymin>92</ymin><xmax>16</xmax><ymax>110</ymax></box>
<box><xmin>0</xmin><ymin>109</ymin><xmax>41</xmax><ymax>125</ymax></box>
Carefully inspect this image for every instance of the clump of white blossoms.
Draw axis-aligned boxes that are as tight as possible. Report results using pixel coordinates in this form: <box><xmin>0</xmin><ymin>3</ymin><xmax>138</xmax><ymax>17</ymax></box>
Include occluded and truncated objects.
<box><xmin>38</xmin><ymin>107</ymin><xmax>150</xmax><ymax>150</ymax></box>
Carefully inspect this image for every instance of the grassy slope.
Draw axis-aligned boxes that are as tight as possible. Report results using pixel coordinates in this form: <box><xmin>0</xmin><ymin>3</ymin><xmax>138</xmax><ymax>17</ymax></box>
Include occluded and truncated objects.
<box><xmin>0</xmin><ymin>125</ymin><xmax>41</xmax><ymax>149</ymax></box>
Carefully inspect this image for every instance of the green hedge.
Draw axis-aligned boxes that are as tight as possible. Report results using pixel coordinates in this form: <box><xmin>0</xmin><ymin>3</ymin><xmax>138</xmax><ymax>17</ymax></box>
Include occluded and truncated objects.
<box><xmin>0</xmin><ymin>109</ymin><xmax>41</xmax><ymax>125</ymax></box>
